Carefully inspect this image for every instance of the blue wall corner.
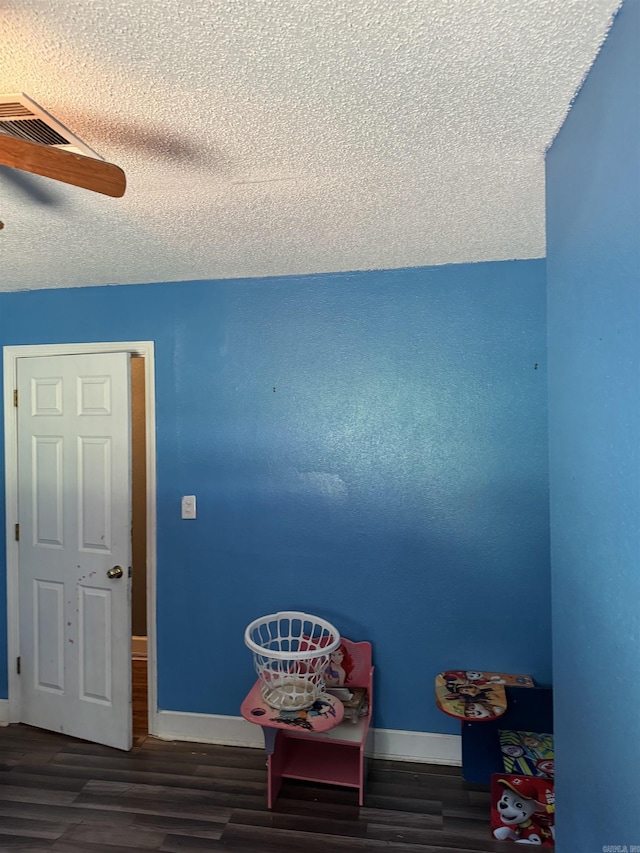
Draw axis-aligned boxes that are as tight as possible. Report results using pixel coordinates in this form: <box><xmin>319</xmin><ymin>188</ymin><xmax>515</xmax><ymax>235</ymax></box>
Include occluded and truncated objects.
<box><xmin>547</xmin><ymin>0</ymin><xmax>640</xmax><ymax>846</ymax></box>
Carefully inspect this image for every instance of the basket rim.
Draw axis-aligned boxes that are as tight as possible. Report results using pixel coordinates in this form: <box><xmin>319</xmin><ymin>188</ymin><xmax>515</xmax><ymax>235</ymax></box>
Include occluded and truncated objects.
<box><xmin>244</xmin><ymin>610</ymin><xmax>341</xmax><ymax>660</ymax></box>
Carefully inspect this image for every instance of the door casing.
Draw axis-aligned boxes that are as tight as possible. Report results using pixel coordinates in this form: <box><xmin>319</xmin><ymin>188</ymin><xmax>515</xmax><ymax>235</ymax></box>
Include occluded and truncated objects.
<box><xmin>3</xmin><ymin>341</ymin><xmax>157</xmax><ymax>739</ymax></box>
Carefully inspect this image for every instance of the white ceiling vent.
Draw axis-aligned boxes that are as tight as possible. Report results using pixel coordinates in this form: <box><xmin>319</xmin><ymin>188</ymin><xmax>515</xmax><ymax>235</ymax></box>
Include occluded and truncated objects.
<box><xmin>0</xmin><ymin>93</ymin><xmax>101</xmax><ymax>159</ymax></box>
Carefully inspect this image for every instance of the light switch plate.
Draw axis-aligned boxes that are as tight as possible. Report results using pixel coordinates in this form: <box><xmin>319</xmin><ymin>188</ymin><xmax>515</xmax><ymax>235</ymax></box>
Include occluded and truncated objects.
<box><xmin>181</xmin><ymin>495</ymin><xmax>196</xmax><ymax>519</ymax></box>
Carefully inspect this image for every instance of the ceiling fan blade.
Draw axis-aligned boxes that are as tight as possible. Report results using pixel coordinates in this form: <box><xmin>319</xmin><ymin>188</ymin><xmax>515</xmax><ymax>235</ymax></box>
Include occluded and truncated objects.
<box><xmin>0</xmin><ymin>134</ymin><xmax>126</xmax><ymax>197</ymax></box>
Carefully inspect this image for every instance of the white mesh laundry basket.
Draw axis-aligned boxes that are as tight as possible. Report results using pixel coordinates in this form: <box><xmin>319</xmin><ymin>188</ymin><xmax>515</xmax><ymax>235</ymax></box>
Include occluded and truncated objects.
<box><xmin>244</xmin><ymin>611</ymin><xmax>340</xmax><ymax>710</ymax></box>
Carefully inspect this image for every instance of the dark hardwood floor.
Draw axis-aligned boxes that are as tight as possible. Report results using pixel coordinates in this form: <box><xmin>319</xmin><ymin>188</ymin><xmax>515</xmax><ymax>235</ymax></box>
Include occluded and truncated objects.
<box><xmin>131</xmin><ymin>659</ymin><xmax>148</xmax><ymax>744</ymax></box>
<box><xmin>0</xmin><ymin>662</ymin><xmax>510</xmax><ymax>852</ymax></box>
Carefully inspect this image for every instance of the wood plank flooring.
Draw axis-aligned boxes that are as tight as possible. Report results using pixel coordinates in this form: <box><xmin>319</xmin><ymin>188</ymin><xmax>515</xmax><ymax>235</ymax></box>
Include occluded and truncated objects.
<box><xmin>131</xmin><ymin>660</ymin><xmax>148</xmax><ymax>743</ymax></box>
<box><xmin>0</xmin><ymin>663</ymin><xmax>512</xmax><ymax>852</ymax></box>
<box><xmin>0</xmin><ymin>725</ymin><xmax>512</xmax><ymax>852</ymax></box>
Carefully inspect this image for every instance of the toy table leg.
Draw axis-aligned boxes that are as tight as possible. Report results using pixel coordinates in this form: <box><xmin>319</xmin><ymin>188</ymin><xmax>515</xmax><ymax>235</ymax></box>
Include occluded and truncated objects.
<box><xmin>262</xmin><ymin>728</ymin><xmax>284</xmax><ymax>809</ymax></box>
<box><xmin>261</xmin><ymin>726</ymin><xmax>278</xmax><ymax>756</ymax></box>
<box><xmin>461</xmin><ymin>686</ymin><xmax>553</xmax><ymax>784</ymax></box>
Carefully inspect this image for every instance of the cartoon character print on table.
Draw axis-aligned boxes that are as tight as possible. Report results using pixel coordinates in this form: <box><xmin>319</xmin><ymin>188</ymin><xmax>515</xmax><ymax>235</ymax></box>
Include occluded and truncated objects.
<box><xmin>443</xmin><ymin>677</ymin><xmax>505</xmax><ymax>720</ymax></box>
<box><xmin>443</xmin><ymin>670</ymin><xmax>533</xmax><ymax>687</ymax></box>
<box><xmin>443</xmin><ymin>670</ymin><xmax>495</xmax><ymax>685</ymax></box>
<box><xmin>269</xmin><ymin>698</ymin><xmax>337</xmax><ymax>731</ymax></box>
<box><xmin>436</xmin><ymin>671</ymin><xmax>534</xmax><ymax>721</ymax></box>
<box><xmin>323</xmin><ymin>643</ymin><xmax>354</xmax><ymax>687</ymax></box>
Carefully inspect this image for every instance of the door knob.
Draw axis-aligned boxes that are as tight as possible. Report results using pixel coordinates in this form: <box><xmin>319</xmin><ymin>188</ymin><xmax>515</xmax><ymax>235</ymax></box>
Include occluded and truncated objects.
<box><xmin>107</xmin><ymin>565</ymin><xmax>124</xmax><ymax>579</ymax></box>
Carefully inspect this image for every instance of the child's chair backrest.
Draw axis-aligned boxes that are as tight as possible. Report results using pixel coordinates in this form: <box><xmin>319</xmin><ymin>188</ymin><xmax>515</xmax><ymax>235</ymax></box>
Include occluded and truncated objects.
<box><xmin>337</xmin><ymin>638</ymin><xmax>372</xmax><ymax>689</ymax></box>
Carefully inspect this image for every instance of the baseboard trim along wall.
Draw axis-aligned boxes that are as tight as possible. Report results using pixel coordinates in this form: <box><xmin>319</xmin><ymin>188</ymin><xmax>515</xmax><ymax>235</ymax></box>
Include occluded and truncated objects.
<box><xmin>153</xmin><ymin>710</ymin><xmax>462</xmax><ymax>766</ymax></box>
<box><xmin>0</xmin><ymin>699</ymin><xmax>10</xmax><ymax>726</ymax></box>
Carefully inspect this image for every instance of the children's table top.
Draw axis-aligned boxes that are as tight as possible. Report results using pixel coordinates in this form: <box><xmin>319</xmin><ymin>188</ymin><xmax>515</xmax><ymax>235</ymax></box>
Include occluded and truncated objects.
<box><xmin>435</xmin><ymin>670</ymin><xmax>534</xmax><ymax>722</ymax></box>
<box><xmin>241</xmin><ymin>679</ymin><xmax>344</xmax><ymax>734</ymax></box>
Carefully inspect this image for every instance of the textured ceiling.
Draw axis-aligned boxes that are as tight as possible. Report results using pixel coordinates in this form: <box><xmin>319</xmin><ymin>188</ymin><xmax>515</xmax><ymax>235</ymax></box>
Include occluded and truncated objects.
<box><xmin>0</xmin><ymin>0</ymin><xmax>619</xmax><ymax>292</ymax></box>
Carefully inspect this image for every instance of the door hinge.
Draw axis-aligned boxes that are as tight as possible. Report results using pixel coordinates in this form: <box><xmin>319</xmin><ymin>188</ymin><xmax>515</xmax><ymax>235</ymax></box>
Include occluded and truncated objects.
<box><xmin>16</xmin><ymin>656</ymin><xmax>21</xmax><ymax>675</ymax></box>
<box><xmin>13</xmin><ymin>389</ymin><xmax>18</xmax><ymax>407</ymax></box>
<box><xmin>14</xmin><ymin>523</ymin><xmax>19</xmax><ymax>541</ymax></box>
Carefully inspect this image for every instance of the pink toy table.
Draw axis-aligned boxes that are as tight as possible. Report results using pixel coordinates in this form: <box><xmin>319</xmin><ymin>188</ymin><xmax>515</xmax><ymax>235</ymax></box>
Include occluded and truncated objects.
<box><xmin>241</xmin><ymin>680</ymin><xmax>345</xmax><ymax>741</ymax></box>
<box><xmin>241</xmin><ymin>638</ymin><xmax>374</xmax><ymax>808</ymax></box>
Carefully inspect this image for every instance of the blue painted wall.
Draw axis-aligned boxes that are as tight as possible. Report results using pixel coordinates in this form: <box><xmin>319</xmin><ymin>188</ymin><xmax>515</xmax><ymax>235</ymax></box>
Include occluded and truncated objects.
<box><xmin>546</xmin><ymin>0</ymin><xmax>640</xmax><ymax>847</ymax></box>
<box><xmin>0</xmin><ymin>260</ymin><xmax>549</xmax><ymax>734</ymax></box>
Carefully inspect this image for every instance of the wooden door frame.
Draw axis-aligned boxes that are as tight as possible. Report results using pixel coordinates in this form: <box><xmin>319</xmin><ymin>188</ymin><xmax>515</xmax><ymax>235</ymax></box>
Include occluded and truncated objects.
<box><xmin>3</xmin><ymin>342</ymin><xmax>158</xmax><ymax>739</ymax></box>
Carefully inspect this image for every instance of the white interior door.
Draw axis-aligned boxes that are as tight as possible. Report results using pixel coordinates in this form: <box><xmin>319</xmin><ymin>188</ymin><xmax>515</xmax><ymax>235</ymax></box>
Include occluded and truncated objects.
<box><xmin>17</xmin><ymin>352</ymin><xmax>132</xmax><ymax>750</ymax></box>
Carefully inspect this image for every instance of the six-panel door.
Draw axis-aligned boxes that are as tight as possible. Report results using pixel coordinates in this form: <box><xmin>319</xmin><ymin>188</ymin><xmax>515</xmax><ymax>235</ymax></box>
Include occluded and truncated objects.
<box><xmin>17</xmin><ymin>353</ymin><xmax>132</xmax><ymax>750</ymax></box>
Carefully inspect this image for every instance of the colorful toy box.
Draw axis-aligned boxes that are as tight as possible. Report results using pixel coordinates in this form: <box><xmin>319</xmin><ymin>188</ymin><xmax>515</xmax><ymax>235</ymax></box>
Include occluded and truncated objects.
<box><xmin>499</xmin><ymin>729</ymin><xmax>554</xmax><ymax>778</ymax></box>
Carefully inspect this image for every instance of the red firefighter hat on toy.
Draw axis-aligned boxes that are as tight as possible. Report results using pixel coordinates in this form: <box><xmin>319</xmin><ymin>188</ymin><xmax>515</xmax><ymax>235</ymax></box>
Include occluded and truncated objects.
<box><xmin>498</xmin><ymin>777</ymin><xmax>546</xmax><ymax>811</ymax></box>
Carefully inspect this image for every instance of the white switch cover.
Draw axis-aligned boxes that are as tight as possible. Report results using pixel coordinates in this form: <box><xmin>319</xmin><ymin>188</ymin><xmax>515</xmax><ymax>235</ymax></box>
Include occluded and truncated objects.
<box><xmin>181</xmin><ymin>495</ymin><xmax>197</xmax><ymax>519</ymax></box>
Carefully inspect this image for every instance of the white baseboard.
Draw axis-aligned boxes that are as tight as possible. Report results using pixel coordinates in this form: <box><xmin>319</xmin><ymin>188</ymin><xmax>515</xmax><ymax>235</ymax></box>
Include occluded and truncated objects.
<box><xmin>371</xmin><ymin>727</ymin><xmax>461</xmax><ymax>765</ymax></box>
<box><xmin>153</xmin><ymin>710</ymin><xmax>461</xmax><ymax>766</ymax></box>
<box><xmin>0</xmin><ymin>699</ymin><xmax>10</xmax><ymax>727</ymax></box>
<box><xmin>132</xmin><ymin>636</ymin><xmax>148</xmax><ymax>660</ymax></box>
<box><xmin>154</xmin><ymin>711</ymin><xmax>266</xmax><ymax>749</ymax></box>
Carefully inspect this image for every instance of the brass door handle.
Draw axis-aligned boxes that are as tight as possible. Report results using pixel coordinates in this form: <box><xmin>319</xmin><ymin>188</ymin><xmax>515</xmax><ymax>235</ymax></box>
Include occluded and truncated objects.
<box><xmin>107</xmin><ymin>565</ymin><xmax>124</xmax><ymax>580</ymax></box>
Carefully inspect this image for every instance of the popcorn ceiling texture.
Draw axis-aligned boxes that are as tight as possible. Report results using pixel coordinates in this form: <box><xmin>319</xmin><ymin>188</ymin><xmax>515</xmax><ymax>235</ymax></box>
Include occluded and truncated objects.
<box><xmin>0</xmin><ymin>0</ymin><xmax>619</xmax><ymax>291</ymax></box>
